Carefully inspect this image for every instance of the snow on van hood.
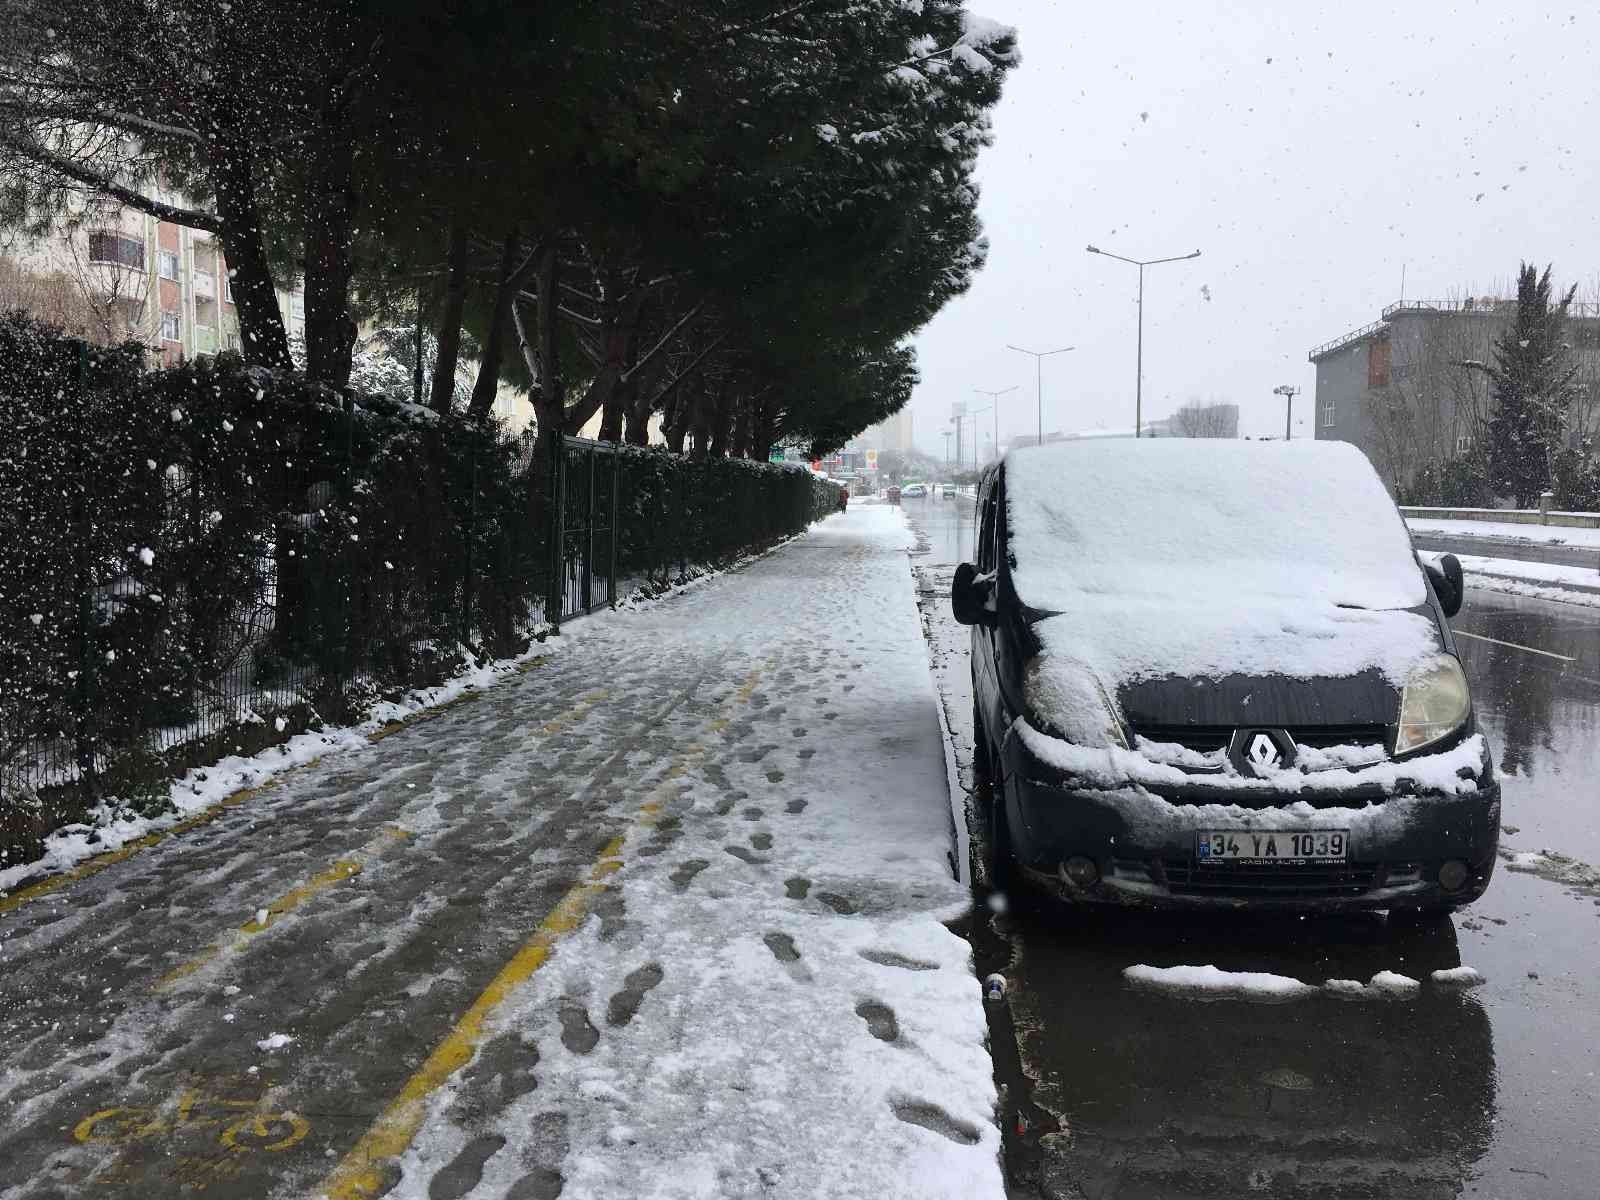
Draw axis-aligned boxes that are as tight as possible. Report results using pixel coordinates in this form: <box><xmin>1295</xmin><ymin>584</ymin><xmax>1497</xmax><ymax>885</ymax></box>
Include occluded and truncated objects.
<box><xmin>1005</xmin><ymin>440</ymin><xmax>1440</xmax><ymax>733</ymax></box>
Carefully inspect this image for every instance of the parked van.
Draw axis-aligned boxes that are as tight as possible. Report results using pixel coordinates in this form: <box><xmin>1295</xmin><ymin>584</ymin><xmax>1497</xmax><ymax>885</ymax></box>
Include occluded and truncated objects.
<box><xmin>952</xmin><ymin>439</ymin><xmax>1498</xmax><ymax>912</ymax></box>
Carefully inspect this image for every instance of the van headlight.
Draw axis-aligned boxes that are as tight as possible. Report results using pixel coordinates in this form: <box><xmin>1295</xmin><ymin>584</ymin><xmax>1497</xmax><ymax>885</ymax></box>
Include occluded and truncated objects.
<box><xmin>1394</xmin><ymin>654</ymin><xmax>1471</xmax><ymax>756</ymax></box>
<box><xmin>1023</xmin><ymin>656</ymin><xmax>1129</xmax><ymax>749</ymax></box>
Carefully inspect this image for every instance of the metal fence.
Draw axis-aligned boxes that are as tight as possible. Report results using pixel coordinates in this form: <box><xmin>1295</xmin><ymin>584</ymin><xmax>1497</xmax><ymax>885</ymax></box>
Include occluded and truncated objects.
<box><xmin>0</xmin><ymin>335</ymin><xmax>838</xmax><ymax>835</ymax></box>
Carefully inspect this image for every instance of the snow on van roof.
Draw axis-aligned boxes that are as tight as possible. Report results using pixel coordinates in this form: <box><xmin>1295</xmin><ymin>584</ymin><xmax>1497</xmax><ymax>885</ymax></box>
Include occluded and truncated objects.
<box><xmin>1004</xmin><ymin>439</ymin><xmax>1439</xmax><ymax>700</ymax></box>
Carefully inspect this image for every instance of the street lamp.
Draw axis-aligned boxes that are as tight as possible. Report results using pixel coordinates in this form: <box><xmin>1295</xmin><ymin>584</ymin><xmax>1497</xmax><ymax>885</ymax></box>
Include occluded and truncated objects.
<box><xmin>1272</xmin><ymin>385</ymin><xmax>1301</xmax><ymax>441</ymax></box>
<box><xmin>1005</xmin><ymin>345</ymin><xmax>1074</xmax><ymax>446</ymax></box>
<box><xmin>975</xmin><ymin>385</ymin><xmax>1017</xmax><ymax>463</ymax></box>
<box><xmin>1086</xmin><ymin>244</ymin><xmax>1201</xmax><ymax>437</ymax></box>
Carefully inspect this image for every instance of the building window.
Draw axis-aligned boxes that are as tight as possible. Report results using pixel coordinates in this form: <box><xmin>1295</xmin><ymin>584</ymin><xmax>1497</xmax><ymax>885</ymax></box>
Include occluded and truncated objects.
<box><xmin>1322</xmin><ymin>398</ymin><xmax>1336</xmax><ymax>428</ymax></box>
<box><xmin>158</xmin><ymin>250</ymin><xmax>180</xmax><ymax>281</ymax></box>
<box><xmin>224</xmin><ymin>274</ymin><xmax>234</xmax><ymax>303</ymax></box>
<box><xmin>160</xmin><ymin>311</ymin><xmax>181</xmax><ymax>342</ymax></box>
<box><xmin>1456</xmin><ymin>433</ymin><xmax>1472</xmax><ymax>455</ymax></box>
<box><xmin>1367</xmin><ymin>338</ymin><xmax>1392</xmax><ymax>389</ymax></box>
<box><xmin>88</xmin><ymin>231</ymin><xmax>145</xmax><ymax>270</ymax></box>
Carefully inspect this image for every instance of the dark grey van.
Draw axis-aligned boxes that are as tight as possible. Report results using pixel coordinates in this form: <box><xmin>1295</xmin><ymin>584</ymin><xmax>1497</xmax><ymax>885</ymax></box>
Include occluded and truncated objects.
<box><xmin>952</xmin><ymin>439</ymin><xmax>1499</xmax><ymax>912</ymax></box>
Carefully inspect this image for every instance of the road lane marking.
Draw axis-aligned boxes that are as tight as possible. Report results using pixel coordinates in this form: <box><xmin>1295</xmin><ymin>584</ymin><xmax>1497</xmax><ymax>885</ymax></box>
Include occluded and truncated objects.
<box><xmin>316</xmin><ymin>659</ymin><xmax>767</xmax><ymax>1199</ymax></box>
<box><xmin>153</xmin><ymin>827</ymin><xmax>411</xmax><ymax>992</ymax></box>
<box><xmin>1454</xmin><ymin>630</ymin><xmax>1576</xmax><ymax>662</ymax></box>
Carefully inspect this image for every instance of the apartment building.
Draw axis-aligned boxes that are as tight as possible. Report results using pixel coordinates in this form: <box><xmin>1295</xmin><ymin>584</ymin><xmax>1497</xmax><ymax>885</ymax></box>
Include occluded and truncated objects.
<box><xmin>2</xmin><ymin>199</ymin><xmax>303</xmax><ymax>366</ymax></box>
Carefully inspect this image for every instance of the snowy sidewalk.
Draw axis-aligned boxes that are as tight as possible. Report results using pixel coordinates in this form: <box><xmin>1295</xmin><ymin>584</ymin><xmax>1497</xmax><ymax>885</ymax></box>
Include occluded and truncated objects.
<box><xmin>0</xmin><ymin>504</ymin><xmax>999</xmax><ymax>1200</ymax></box>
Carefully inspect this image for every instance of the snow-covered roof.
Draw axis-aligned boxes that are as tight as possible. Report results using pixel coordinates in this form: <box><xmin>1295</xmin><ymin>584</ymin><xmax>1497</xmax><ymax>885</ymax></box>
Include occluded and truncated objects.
<box><xmin>1004</xmin><ymin>439</ymin><xmax>1438</xmax><ymax>710</ymax></box>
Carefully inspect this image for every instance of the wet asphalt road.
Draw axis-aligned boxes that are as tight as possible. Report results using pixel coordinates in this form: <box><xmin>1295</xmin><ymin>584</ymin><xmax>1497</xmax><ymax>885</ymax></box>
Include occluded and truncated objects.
<box><xmin>904</xmin><ymin>494</ymin><xmax>1600</xmax><ymax>1200</ymax></box>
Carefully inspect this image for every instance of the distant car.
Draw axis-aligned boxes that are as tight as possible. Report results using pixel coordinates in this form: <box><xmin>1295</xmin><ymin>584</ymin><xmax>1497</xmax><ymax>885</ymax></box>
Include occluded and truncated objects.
<box><xmin>940</xmin><ymin>483</ymin><xmax>956</xmax><ymax>499</ymax></box>
<box><xmin>902</xmin><ymin>483</ymin><xmax>927</xmax><ymax>498</ymax></box>
<box><xmin>953</xmin><ymin>439</ymin><xmax>1495</xmax><ymax>914</ymax></box>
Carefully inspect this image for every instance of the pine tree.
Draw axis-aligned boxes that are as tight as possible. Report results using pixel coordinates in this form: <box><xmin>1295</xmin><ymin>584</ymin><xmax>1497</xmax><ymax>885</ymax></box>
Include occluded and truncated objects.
<box><xmin>1474</xmin><ymin>263</ymin><xmax>1577</xmax><ymax>507</ymax></box>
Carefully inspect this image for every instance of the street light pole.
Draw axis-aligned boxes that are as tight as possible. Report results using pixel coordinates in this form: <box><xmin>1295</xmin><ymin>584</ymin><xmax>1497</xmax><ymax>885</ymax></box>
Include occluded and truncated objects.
<box><xmin>966</xmin><ymin>405</ymin><xmax>991</xmax><ymax>472</ymax></box>
<box><xmin>1086</xmin><ymin>244</ymin><xmax>1201</xmax><ymax>437</ymax></box>
<box><xmin>1273</xmin><ymin>384</ymin><xmax>1301</xmax><ymax>440</ymax></box>
<box><xmin>1004</xmin><ymin>346</ymin><xmax>1074</xmax><ymax>445</ymax></box>
<box><xmin>974</xmin><ymin>386</ymin><xmax>1017</xmax><ymax>463</ymax></box>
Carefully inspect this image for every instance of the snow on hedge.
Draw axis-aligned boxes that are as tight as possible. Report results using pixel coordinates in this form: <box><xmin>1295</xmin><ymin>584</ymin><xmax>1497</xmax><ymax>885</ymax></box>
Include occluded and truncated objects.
<box><xmin>1006</xmin><ymin>439</ymin><xmax>1439</xmax><ymax>699</ymax></box>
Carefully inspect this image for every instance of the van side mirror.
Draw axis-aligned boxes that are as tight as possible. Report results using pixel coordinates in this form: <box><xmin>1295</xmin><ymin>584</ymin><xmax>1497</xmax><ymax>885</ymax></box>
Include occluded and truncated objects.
<box><xmin>952</xmin><ymin>561</ymin><xmax>997</xmax><ymax>627</ymax></box>
<box><xmin>1425</xmin><ymin>553</ymin><xmax>1465</xmax><ymax>618</ymax></box>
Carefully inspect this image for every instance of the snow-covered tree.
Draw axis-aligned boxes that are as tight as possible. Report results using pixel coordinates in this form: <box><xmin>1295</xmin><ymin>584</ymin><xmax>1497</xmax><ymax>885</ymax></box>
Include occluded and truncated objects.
<box><xmin>1468</xmin><ymin>264</ymin><xmax>1578</xmax><ymax>507</ymax></box>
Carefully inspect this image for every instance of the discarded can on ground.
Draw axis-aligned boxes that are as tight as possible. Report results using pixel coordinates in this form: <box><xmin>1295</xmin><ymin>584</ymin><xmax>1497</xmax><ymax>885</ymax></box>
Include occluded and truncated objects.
<box><xmin>984</xmin><ymin>973</ymin><xmax>1007</xmax><ymax>1002</ymax></box>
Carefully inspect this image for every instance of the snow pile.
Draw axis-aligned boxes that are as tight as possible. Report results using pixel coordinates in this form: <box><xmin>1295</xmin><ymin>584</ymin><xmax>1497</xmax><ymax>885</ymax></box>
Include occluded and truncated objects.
<box><xmin>256</xmin><ymin>1032</ymin><xmax>294</xmax><ymax>1051</ymax></box>
<box><xmin>1006</xmin><ymin>440</ymin><xmax>1439</xmax><ymax>702</ymax></box>
<box><xmin>1013</xmin><ymin>717</ymin><xmax>1486</xmax><ymax>802</ymax></box>
<box><xmin>1450</xmin><ymin>554</ymin><xmax>1600</xmax><ymax>607</ymax></box>
<box><xmin>1123</xmin><ymin>963</ymin><xmax>1317</xmax><ymax>1002</ymax></box>
<box><xmin>1127</xmin><ymin>965</ymin><xmax>1460</xmax><ymax>1004</ymax></box>
<box><xmin>1405</xmin><ymin>517</ymin><xmax>1600</xmax><ymax>550</ymax></box>
<box><xmin>1368</xmin><ymin>970</ymin><xmax>1422</xmax><ymax>996</ymax></box>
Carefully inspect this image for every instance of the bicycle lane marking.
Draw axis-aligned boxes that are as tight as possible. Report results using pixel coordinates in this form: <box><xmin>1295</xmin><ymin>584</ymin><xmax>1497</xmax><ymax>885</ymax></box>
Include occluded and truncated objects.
<box><xmin>150</xmin><ymin>686</ymin><xmax>611</xmax><ymax>992</ymax></box>
<box><xmin>315</xmin><ymin>659</ymin><xmax>769</xmax><ymax>1200</ymax></box>
<box><xmin>152</xmin><ymin>826</ymin><xmax>413</xmax><ymax>992</ymax></box>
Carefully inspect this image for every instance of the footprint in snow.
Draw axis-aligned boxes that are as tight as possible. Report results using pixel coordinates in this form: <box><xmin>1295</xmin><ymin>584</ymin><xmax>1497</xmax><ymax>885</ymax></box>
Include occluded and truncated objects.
<box><xmin>855</xmin><ymin>1000</ymin><xmax>900</xmax><ymax>1043</ymax></box>
<box><xmin>670</xmin><ymin>859</ymin><xmax>709</xmax><ymax>891</ymax></box>
<box><xmin>817</xmin><ymin>892</ymin><xmax>858</xmax><ymax>915</ymax></box>
<box><xmin>725</xmin><ymin>845</ymin><xmax>769</xmax><ymax>866</ymax></box>
<box><xmin>742</xmin><ymin>806</ymin><xmax>764</xmax><ymax>821</ymax></box>
<box><xmin>557</xmin><ymin>1000</ymin><xmax>599</xmax><ymax>1055</ymax></box>
<box><xmin>891</xmin><ymin>1099</ymin><xmax>979</xmax><ymax>1145</ymax></box>
<box><xmin>785</xmin><ymin>798</ymin><xmax>807</xmax><ymax>813</ymax></box>
<box><xmin>607</xmin><ymin>963</ymin><xmax>664</xmax><ymax>1028</ymax></box>
<box><xmin>859</xmin><ymin>948</ymin><xmax>938</xmax><ymax>972</ymax></box>
<box><xmin>749</xmin><ymin>832</ymin><xmax>773</xmax><ymax>851</ymax></box>
<box><xmin>785</xmin><ymin>877</ymin><xmax>811</xmax><ymax>900</ymax></box>
<box><xmin>429</xmin><ymin>1133</ymin><xmax>507</xmax><ymax>1200</ymax></box>
<box><xmin>763</xmin><ymin>932</ymin><xmax>801</xmax><ymax>963</ymax></box>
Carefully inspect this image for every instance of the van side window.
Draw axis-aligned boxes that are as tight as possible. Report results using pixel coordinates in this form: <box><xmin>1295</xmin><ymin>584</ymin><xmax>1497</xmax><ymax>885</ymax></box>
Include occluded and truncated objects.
<box><xmin>977</xmin><ymin>484</ymin><xmax>998</xmax><ymax>572</ymax></box>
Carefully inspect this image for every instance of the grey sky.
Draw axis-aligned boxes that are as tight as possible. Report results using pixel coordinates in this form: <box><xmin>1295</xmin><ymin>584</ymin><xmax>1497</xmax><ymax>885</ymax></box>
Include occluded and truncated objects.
<box><xmin>910</xmin><ymin>0</ymin><xmax>1600</xmax><ymax>456</ymax></box>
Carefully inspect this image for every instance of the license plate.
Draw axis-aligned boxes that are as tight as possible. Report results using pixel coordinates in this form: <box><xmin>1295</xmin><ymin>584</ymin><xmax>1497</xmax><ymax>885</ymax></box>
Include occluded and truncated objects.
<box><xmin>1196</xmin><ymin>830</ymin><xmax>1348</xmax><ymax>863</ymax></box>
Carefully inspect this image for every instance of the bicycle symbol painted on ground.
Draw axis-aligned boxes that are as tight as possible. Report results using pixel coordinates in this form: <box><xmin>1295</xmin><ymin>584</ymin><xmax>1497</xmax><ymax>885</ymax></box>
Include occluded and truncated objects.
<box><xmin>74</xmin><ymin>1085</ymin><xmax>310</xmax><ymax>1155</ymax></box>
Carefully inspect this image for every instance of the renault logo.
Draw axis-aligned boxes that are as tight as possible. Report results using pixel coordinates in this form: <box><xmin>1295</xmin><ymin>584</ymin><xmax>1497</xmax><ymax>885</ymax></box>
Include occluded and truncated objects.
<box><xmin>1228</xmin><ymin>728</ymin><xmax>1296</xmax><ymax>777</ymax></box>
<box><xmin>1246</xmin><ymin>732</ymin><xmax>1281</xmax><ymax>769</ymax></box>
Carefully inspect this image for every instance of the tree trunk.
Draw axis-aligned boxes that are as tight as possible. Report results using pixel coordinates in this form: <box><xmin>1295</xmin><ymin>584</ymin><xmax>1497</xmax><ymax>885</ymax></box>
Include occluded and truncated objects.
<box><xmin>468</xmin><ymin>229</ymin><xmax>522</xmax><ymax>420</ymax></box>
<box><xmin>430</xmin><ymin>217</ymin><xmax>469</xmax><ymax>413</ymax></box>
<box><xmin>209</xmin><ymin>139</ymin><xmax>290</xmax><ymax>371</ymax></box>
<box><xmin>707</xmin><ymin>380</ymin><xmax>734</xmax><ymax>458</ymax></box>
<box><xmin>302</xmin><ymin>123</ymin><xmax>358</xmax><ymax>387</ymax></box>
<box><xmin>731</xmin><ymin>394</ymin><xmax>753</xmax><ymax>459</ymax></box>
<box><xmin>568</xmin><ymin>283</ymin><xmax>647</xmax><ymax>438</ymax></box>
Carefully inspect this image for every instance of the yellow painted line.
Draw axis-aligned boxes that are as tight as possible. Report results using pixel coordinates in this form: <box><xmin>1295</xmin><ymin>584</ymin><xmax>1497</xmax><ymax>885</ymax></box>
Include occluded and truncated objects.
<box><xmin>0</xmin><ymin>781</ymin><xmax>281</xmax><ymax>919</ymax></box>
<box><xmin>315</xmin><ymin>668</ymin><xmax>755</xmax><ymax>1198</ymax></box>
<box><xmin>1</xmin><ymin>654</ymin><xmax>558</xmax><ymax>920</ymax></box>
<box><xmin>315</xmin><ymin>832</ymin><xmax>628</xmax><ymax>1200</ymax></box>
<box><xmin>154</xmin><ymin>828</ymin><xmax>410</xmax><ymax>992</ymax></box>
<box><xmin>537</xmin><ymin>688</ymin><xmax>611</xmax><ymax>735</ymax></box>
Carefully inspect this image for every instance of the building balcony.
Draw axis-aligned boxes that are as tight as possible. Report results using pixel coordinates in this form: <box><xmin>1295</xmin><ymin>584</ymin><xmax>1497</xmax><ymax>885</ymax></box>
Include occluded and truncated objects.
<box><xmin>192</xmin><ymin>270</ymin><xmax>216</xmax><ymax>300</ymax></box>
<box><xmin>194</xmin><ymin>325</ymin><xmax>218</xmax><ymax>355</ymax></box>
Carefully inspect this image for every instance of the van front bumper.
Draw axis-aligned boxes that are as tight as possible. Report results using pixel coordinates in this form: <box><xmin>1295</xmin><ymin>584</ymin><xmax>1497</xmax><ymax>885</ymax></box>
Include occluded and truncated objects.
<box><xmin>1000</xmin><ymin>731</ymin><xmax>1501</xmax><ymax>911</ymax></box>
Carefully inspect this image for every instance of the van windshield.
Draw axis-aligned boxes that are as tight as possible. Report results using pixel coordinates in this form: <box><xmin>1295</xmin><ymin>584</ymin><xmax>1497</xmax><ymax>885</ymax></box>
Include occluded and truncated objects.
<box><xmin>1005</xmin><ymin>439</ymin><xmax>1438</xmax><ymax>686</ymax></box>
